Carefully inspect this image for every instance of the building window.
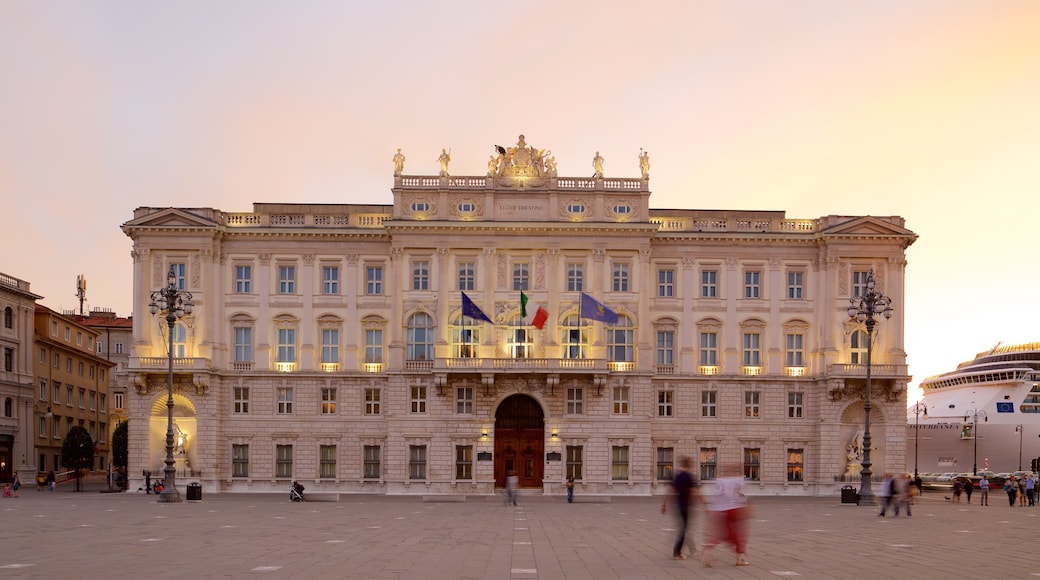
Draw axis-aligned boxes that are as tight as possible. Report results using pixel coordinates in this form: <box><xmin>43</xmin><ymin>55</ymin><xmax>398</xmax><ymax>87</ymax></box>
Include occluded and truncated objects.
<box><xmin>458</xmin><ymin>261</ymin><xmax>475</xmax><ymax>291</ymax></box>
<box><xmin>786</xmin><ymin>333</ymin><xmax>804</xmax><ymax>367</ymax></box>
<box><xmin>566</xmin><ymin>445</ymin><xmax>583</xmax><ymax>480</ymax></box>
<box><xmin>560</xmin><ymin>315</ymin><xmax>587</xmax><ymax>360</ymax></box>
<box><xmin>51</xmin><ymin>321</ymin><xmax>58</xmax><ymax>336</ymax></box>
<box><xmin>455</xmin><ymin>445</ymin><xmax>473</xmax><ymax>480</ymax></box>
<box><xmin>321</xmin><ymin>387</ymin><xmax>336</xmax><ymax>414</ymax></box>
<box><xmin>232</xmin><ymin>445</ymin><xmax>249</xmax><ymax>478</ymax></box>
<box><xmin>787</xmin><ymin>271</ymin><xmax>804</xmax><ymax>299</ymax></box>
<box><xmin>611</xmin><ymin>446</ymin><xmax>629</xmax><ymax>480</ymax></box>
<box><xmin>363</xmin><ymin>445</ymin><xmax>381</xmax><ymax>479</ymax></box>
<box><xmin>76</xmin><ymin>332</ymin><xmax>82</xmax><ymax>346</ymax></box>
<box><xmin>321</xmin><ymin>329</ymin><xmax>340</xmax><ymax>365</ymax></box>
<box><xmin>700</xmin><ymin>332</ymin><xmax>718</xmax><ymax>365</ymax></box>
<box><xmin>79</xmin><ymin>389</ymin><xmax>85</xmax><ymax>409</ymax></box>
<box><xmin>100</xmin><ymin>394</ymin><xmax>106</xmax><ymax>411</ymax></box>
<box><xmin>3</xmin><ymin>347</ymin><xmax>12</xmax><ymax>372</ymax></box>
<box><xmin>566</xmin><ymin>263</ymin><xmax>583</xmax><ymax>292</ymax></box>
<box><xmin>744</xmin><ymin>270</ymin><xmax>761</xmax><ymax>298</ymax></box>
<box><xmin>39</xmin><ymin>379</ymin><xmax>46</xmax><ymax>400</ymax></box>
<box><xmin>743</xmin><ymin>448</ymin><xmax>761</xmax><ymax>481</ymax></box>
<box><xmin>612</xmin><ymin>263</ymin><xmax>630</xmax><ymax>292</ymax></box>
<box><xmin>114</xmin><ymin>392</ymin><xmax>124</xmax><ymax>410</ymax></box>
<box><xmin>235</xmin><ymin>265</ymin><xmax>252</xmax><ymax>293</ymax></box>
<box><xmin>412</xmin><ymin>260</ymin><xmax>430</xmax><ymax>290</ymax></box>
<box><xmin>277</xmin><ymin>387</ymin><xmax>293</xmax><ymax>414</ymax></box>
<box><xmin>410</xmin><ymin>386</ymin><xmax>427</xmax><ymax>414</ymax></box>
<box><xmin>278</xmin><ymin>265</ymin><xmax>296</xmax><ymax>294</ymax></box>
<box><xmin>700</xmin><ymin>447</ymin><xmax>717</xmax><ymax>480</ymax></box>
<box><xmin>607</xmin><ymin>316</ymin><xmax>634</xmax><ymax>362</ymax></box>
<box><xmin>53</xmin><ymin>353</ymin><xmax>59</xmax><ymax>368</ymax></box>
<box><xmin>322</xmin><ymin>266</ymin><xmax>339</xmax><ymax>294</ymax></box>
<box><xmin>365</xmin><ymin>329</ymin><xmax>383</xmax><ymax>363</ymax></box>
<box><xmin>852</xmin><ymin>270</ymin><xmax>870</xmax><ymax>297</ymax></box>
<box><xmin>612</xmin><ymin>386</ymin><xmax>630</xmax><ymax>415</ymax></box>
<box><xmin>364</xmin><ymin>388</ymin><xmax>381</xmax><ymax>415</ymax></box>
<box><xmin>787</xmin><ymin>449</ymin><xmax>804</xmax><ymax>481</ymax></box>
<box><xmin>66</xmin><ymin>357</ymin><xmax>72</xmax><ymax>372</ymax></box>
<box><xmin>745</xmin><ymin>391</ymin><xmax>761</xmax><ymax>418</ymax></box>
<box><xmin>508</xmin><ymin>325</ymin><xmax>532</xmax><ymax>359</ymax></box>
<box><xmin>656</xmin><ymin>331</ymin><xmax>673</xmax><ymax>365</ymax></box>
<box><xmin>657</xmin><ymin>390</ymin><xmax>673</xmax><ymax>417</ymax></box>
<box><xmin>277</xmin><ymin>328</ymin><xmax>296</xmax><ymax>363</ymax></box>
<box><xmin>39</xmin><ymin>416</ymin><xmax>46</xmax><ymax>438</ymax></box>
<box><xmin>407</xmin><ymin>313</ymin><xmax>434</xmax><ymax>361</ymax></box>
<box><xmin>512</xmin><ymin>262</ymin><xmax>529</xmax><ymax>291</ymax></box>
<box><xmin>742</xmin><ymin>332</ymin><xmax>761</xmax><ymax>366</ymax></box>
<box><xmin>657</xmin><ymin>269</ymin><xmax>674</xmax><ymax>297</ymax></box>
<box><xmin>788</xmin><ymin>392</ymin><xmax>804</xmax><ymax>418</ymax></box>
<box><xmin>233</xmin><ymin>387</ymin><xmax>249</xmax><ymax>414</ymax></box>
<box><xmin>452</xmin><ymin>316</ymin><xmax>479</xmax><ymax>358</ymax></box>
<box><xmin>2</xmin><ymin>306</ymin><xmax>12</xmax><ymax>328</ymax></box>
<box><xmin>39</xmin><ymin>348</ymin><xmax>45</xmax><ymax>365</ymax></box>
<box><xmin>275</xmin><ymin>445</ymin><xmax>293</xmax><ymax>478</ymax></box>
<box><xmin>656</xmin><ymin>447</ymin><xmax>674</xmax><ymax>481</ymax></box>
<box><xmin>566</xmin><ymin>387</ymin><xmax>583</xmax><ymax>415</ymax></box>
<box><xmin>234</xmin><ymin>327</ymin><xmax>253</xmax><ymax>363</ymax></box>
<box><xmin>701</xmin><ymin>270</ymin><xmax>718</xmax><ymax>298</ymax></box>
<box><xmin>89</xmin><ymin>391</ymin><xmax>96</xmax><ymax>410</ymax></box>
<box><xmin>850</xmin><ymin>330</ymin><xmax>868</xmax><ymax>364</ymax></box>
<box><xmin>701</xmin><ymin>390</ymin><xmax>717</xmax><ymax>418</ymax></box>
<box><xmin>114</xmin><ymin>342</ymin><xmax>124</xmax><ymax>354</ymax></box>
<box><xmin>171</xmin><ymin>262</ymin><xmax>187</xmax><ymax>289</ymax></box>
<box><xmin>319</xmin><ymin>445</ymin><xmax>337</xmax><ymax>479</ymax></box>
<box><xmin>366</xmin><ymin>266</ymin><xmax>383</xmax><ymax>295</ymax></box>
<box><xmin>172</xmin><ymin>323</ymin><xmax>188</xmax><ymax>358</ymax></box>
<box><xmin>64</xmin><ymin>386</ymin><xmax>71</xmax><ymax>405</ymax></box>
<box><xmin>409</xmin><ymin>445</ymin><xmax>427</xmax><ymax>480</ymax></box>
<box><xmin>456</xmin><ymin>386</ymin><xmax>473</xmax><ymax>414</ymax></box>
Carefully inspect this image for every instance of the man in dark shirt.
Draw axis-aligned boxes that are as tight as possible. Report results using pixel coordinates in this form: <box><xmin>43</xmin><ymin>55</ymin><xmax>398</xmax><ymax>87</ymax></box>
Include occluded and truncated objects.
<box><xmin>661</xmin><ymin>456</ymin><xmax>700</xmax><ymax>559</ymax></box>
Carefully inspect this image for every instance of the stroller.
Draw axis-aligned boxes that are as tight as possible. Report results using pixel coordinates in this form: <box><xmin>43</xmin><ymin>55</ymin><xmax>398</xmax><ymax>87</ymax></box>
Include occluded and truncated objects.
<box><xmin>289</xmin><ymin>481</ymin><xmax>305</xmax><ymax>502</ymax></box>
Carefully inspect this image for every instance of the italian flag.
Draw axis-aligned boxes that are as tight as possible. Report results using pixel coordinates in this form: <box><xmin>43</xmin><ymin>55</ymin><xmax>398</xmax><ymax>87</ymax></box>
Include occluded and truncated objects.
<box><xmin>520</xmin><ymin>292</ymin><xmax>549</xmax><ymax>330</ymax></box>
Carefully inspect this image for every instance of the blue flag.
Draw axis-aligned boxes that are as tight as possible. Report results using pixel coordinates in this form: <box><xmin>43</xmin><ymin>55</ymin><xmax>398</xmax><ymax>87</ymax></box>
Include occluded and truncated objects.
<box><xmin>580</xmin><ymin>293</ymin><xmax>618</xmax><ymax>324</ymax></box>
<box><xmin>461</xmin><ymin>292</ymin><xmax>493</xmax><ymax>324</ymax></box>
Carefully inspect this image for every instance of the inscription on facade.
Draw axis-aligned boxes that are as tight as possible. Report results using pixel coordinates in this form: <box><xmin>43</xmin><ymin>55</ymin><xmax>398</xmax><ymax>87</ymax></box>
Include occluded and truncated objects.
<box><xmin>496</xmin><ymin>199</ymin><xmax>547</xmax><ymax>220</ymax></box>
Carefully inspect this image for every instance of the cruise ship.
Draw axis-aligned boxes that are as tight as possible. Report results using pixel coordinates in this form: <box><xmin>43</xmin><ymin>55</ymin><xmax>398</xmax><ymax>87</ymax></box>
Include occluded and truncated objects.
<box><xmin>909</xmin><ymin>343</ymin><xmax>1040</xmax><ymax>475</ymax></box>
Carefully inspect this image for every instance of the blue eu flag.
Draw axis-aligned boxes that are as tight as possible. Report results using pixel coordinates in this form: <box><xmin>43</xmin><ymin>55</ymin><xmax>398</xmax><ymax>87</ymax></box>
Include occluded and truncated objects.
<box><xmin>996</xmin><ymin>402</ymin><xmax>1014</xmax><ymax>413</ymax></box>
<box><xmin>580</xmin><ymin>293</ymin><xmax>619</xmax><ymax>324</ymax></box>
<box><xmin>461</xmin><ymin>292</ymin><xmax>493</xmax><ymax>324</ymax></box>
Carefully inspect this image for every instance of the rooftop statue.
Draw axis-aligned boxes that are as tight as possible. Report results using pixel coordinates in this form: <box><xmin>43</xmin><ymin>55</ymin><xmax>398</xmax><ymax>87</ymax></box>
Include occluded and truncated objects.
<box><xmin>639</xmin><ymin>148</ymin><xmax>650</xmax><ymax>179</ymax></box>
<box><xmin>492</xmin><ymin>135</ymin><xmax>552</xmax><ymax>186</ymax></box>
<box><xmin>392</xmin><ymin>148</ymin><xmax>405</xmax><ymax>176</ymax></box>
<box><xmin>592</xmin><ymin>151</ymin><xmax>604</xmax><ymax>178</ymax></box>
<box><xmin>438</xmin><ymin>148</ymin><xmax>451</xmax><ymax>176</ymax></box>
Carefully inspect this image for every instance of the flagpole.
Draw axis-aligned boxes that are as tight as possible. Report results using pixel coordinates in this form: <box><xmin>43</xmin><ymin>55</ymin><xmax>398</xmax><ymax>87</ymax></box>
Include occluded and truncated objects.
<box><xmin>578</xmin><ymin>294</ymin><xmax>584</xmax><ymax>359</ymax></box>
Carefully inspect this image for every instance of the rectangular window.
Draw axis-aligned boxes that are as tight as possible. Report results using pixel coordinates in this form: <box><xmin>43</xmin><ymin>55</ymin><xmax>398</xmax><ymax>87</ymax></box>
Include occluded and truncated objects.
<box><xmin>115</xmin><ymin>342</ymin><xmax>124</xmax><ymax>354</ymax></box>
<box><xmin>458</xmin><ymin>261</ymin><xmax>475</xmax><ymax>291</ymax></box>
<box><xmin>39</xmin><ymin>416</ymin><xmax>46</xmax><ymax>437</ymax></box>
<box><xmin>700</xmin><ymin>447</ymin><xmax>717</xmax><ymax>480</ymax></box>
<box><xmin>321</xmin><ymin>329</ymin><xmax>340</xmax><ymax>364</ymax></box>
<box><xmin>277</xmin><ymin>387</ymin><xmax>293</xmax><ymax>414</ymax></box>
<box><xmin>787</xmin><ymin>448</ymin><xmax>804</xmax><ymax>482</ymax></box>
<box><xmin>321</xmin><ymin>387</ymin><xmax>337</xmax><ymax>414</ymax></box>
<box><xmin>566</xmin><ymin>263</ymin><xmax>583</xmax><ymax>292</ymax></box>
<box><xmin>701</xmin><ymin>390</ymin><xmax>717</xmax><ymax>418</ymax></box>
<box><xmin>566</xmin><ymin>445</ymin><xmax>583</xmax><ymax>480</ymax></box>
<box><xmin>512</xmin><ymin>262</ymin><xmax>529</xmax><ymax>291</ymax></box>
<box><xmin>611</xmin><ymin>446</ymin><xmax>629</xmax><ymax>480</ymax></box>
<box><xmin>852</xmin><ymin>270</ymin><xmax>870</xmax><ymax>297</ymax></box>
<box><xmin>367</xmin><ymin>266</ymin><xmax>383</xmax><ymax>295</ymax></box>
<box><xmin>409</xmin><ymin>445</ymin><xmax>427</xmax><ymax>480</ymax></box>
<box><xmin>700</xmin><ymin>332</ymin><xmax>718</xmax><ymax>366</ymax></box>
<box><xmin>79</xmin><ymin>389</ymin><xmax>85</xmax><ymax>408</ymax></box>
<box><xmin>744</xmin><ymin>391</ymin><xmax>761</xmax><ymax>418</ymax></box>
<box><xmin>455</xmin><ymin>445</ymin><xmax>473</xmax><ymax>480</ymax></box>
<box><xmin>412</xmin><ymin>260</ymin><xmax>430</xmax><ymax>290</ymax></box>
<box><xmin>51</xmin><ymin>321</ymin><xmax>57</xmax><ymax>336</ymax></box>
<box><xmin>788</xmin><ymin>392</ymin><xmax>804</xmax><ymax>419</ymax></box>
<box><xmin>114</xmin><ymin>392</ymin><xmax>124</xmax><ymax>410</ymax></box>
<box><xmin>701</xmin><ymin>270</ymin><xmax>718</xmax><ymax>298</ymax></box>
<box><xmin>566</xmin><ymin>387</ymin><xmax>583</xmax><ymax>415</ymax></box>
<box><xmin>278</xmin><ymin>265</ymin><xmax>296</xmax><ymax>294</ymax></box>
<box><xmin>76</xmin><ymin>332</ymin><xmax>82</xmax><ymax>346</ymax></box>
<box><xmin>232</xmin><ymin>444</ymin><xmax>249</xmax><ymax>478</ymax></box>
<box><xmin>275</xmin><ymin>444</ymin><xmax>293</xmax><ymax>478</ymax></box>
<box><xmin>657</xmin><ymin>269</ymin><xmax>674</xmax><ymax>297</ymax></box>
<box><xmin>365</xmin><ymin>329</ymin><xmax>383</xmax><ymax>363</ymax></box>
<box><xmin>52</xmin><ymin>416</ymin><xmax>61</xmax><ymax>439</ymax></box>
<box><xmin>89</xmin><ymin>391</ymin><xmax>96</xmax><ymax>410</ymax></box>
<box><xmin>656</xmin><ymin>331</ymin><xmax>674</xmax><ymax>365</ymax></box>
<box><xmin>4</xmin><ymin>347</ymin><xmax>12</xmax><ymax>372</ymax></box>
<box><xmin>786</xmin><ymin>333</ymin><xmax>804</xmax><ymax>367</ymax></box>
<box><xmin>612</xmin><ymin>386</ymin><xmax>630</xmax><ymax>415</ymax></box>
<box><xmin>277</xmin><ymin>328</ymin><xmax>296</xmax><ymax>363</ymax></box>
<box><xmin>63</xmin><ymin>386</ymin><xmax>69</xmax><ymax>405</ymax></box>
<box><xmin>100</xmin><ymin>394</ymin><xmax>106</xmax><ymax>412</ymax></box>
<box><xmin>456</xmin><ymin>386</ymin><xmax>474</xmax><ymax>414</ymax></box>
<box><xmin>39</xmin><ymin>379</ymin><xmax>47</xmax><ymax>401</ymax></box>
<box><xmin>171</xmin><ymin>262</ymin><xmax>187</xmax><ymax>289</ymax></box>
<box><xmin>53</xmin><ymin>353</ymin><xmax>59</xmax><ymax>368</ymax></box>
<box><xmin>364</xmin><ymin>388</ymin><xmax>381</xmax><ymax>415</ymax></box>
<box><xmin>363</xmin><ymin>445</ymin><xmax>381</xmax><ymax>479</ymax></box>
<box><xmin>233</xmin><ymin>387</ymin><xmax>249</xmax><ymax>414</ymax></box>
<box><xmin>657</xmin><ymin>390</ymin><xmax>673</xmax><ymax>417</ymax></box>
<box><xmin>234</xmin><ymin>327</ymin><xmax>252</xmax><ymax>362</ymax></box>
<box><xmin>743</xmin><ymin>447</ymin><xmax>761</xmax><ymax>481</ymax></box>
<box><xmin>235</xmin><ymin>265</ymin><xmax>252</xmax><ymax>293</ymax></box>
<box><xmin>40</xmin><ymin>347</ymin><xmax>46</xmax><ymax>364</ymax></box>
<box><xmin>612</xmin><ymin>263</ymin><xmax>630</xmax><ymax>292</ymax></box>
<box><xmin>787</xmin><ymin>271</ymin><xmax>804</xmax><ymax>299</ymax></box>
<box><xmin>322</xmin><ymin>266</ymin><xmax>339</xmax><ymax>294</ymax></box>
<box><xmin>742</xmin><ymin>332</ymin><xmax>761</xmax><ymax>366</ymax></box>
<box><xmin>319</xmin><ymin>445</ymin><xmax>337</xmax><ymax>479</ymax></box>
<box><xmin>744</xmin><ymin>270</ymin><xmax>761</xmax><ymax>298</ymax></box>
<box><xmin>656</xmin><ymin>447</ymin><xmax>674</xmax><ymax>481</ymax></box>
<box><xmin>410</xmin><ymin>386</ymin><xmax>427</xmax><ymax>414</ymax></box>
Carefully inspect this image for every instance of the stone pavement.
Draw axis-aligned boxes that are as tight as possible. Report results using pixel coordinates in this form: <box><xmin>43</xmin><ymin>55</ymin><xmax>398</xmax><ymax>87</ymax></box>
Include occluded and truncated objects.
<box><xmin>0</xmin><ymin>480</ymin><xmax>1035</xmax><ymax>579</ymax></box>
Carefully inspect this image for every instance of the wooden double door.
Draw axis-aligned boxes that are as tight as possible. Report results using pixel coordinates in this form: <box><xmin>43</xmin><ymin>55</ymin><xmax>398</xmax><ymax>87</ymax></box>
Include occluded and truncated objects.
<box><xmin>494</xmin><ymin>394</ymin><xmax>544</xmax><ymax>488</ymax></box>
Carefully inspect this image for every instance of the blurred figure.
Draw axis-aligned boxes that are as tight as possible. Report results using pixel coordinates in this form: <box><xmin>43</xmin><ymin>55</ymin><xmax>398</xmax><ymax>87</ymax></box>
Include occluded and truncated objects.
<box><xmin>661</xmin><ymin>456</ymin><xmax>700</xmax><ymax>560</ymax></box>
<box><xmin>878</xmin><ymin>474</ymin><xmax>894</xmax><ymax>517</ymax></box>
<box><xmin>702</xmin><ymin>465</ymin><xmax>751</xmax><ymax>568</ymax></box>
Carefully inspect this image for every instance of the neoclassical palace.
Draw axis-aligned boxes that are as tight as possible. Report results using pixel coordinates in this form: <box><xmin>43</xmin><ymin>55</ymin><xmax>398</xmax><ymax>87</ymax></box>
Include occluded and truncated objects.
<box><xmin>121</xmin><ymin>136</ymin><xmax>917</xmax><ymax>496</ymax></box>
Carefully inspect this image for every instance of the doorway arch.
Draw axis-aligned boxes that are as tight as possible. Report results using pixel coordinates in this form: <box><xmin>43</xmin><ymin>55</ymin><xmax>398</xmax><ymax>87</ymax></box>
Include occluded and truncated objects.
<box><xmin>494</xmin><ymin>394</ymin><xmax>544</xmax><ymax>488</ymax></box>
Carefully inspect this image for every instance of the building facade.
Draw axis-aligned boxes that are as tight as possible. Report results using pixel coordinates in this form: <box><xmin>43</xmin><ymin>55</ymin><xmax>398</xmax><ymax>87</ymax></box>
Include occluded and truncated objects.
<box><xmin>122</xmin><ymin>137</ymin><xmax>916</xmax><ymax>496</ymax></box>
<box><xmin>72</xmin><ymin>309</ymin><xmax>133</xmax><ymax>453</ymax></box>
<box><xmin>0</xmin><ymin>273</ymin><xmax>41</xmax><ymax>485</ymax></box>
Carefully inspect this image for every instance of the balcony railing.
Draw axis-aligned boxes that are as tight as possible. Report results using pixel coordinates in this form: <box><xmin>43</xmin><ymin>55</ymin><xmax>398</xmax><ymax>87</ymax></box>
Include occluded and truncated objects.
<box><xmin>433</xmin><ymin>358</ymin><xmax>609</xmax><ymax>372</ymax></box>
<box><xmin>134</xmin><ymin>357</ymin><xmax>207</xmax><ymax>370</ymax></box>
<box><xmin>828</xmin><ymin>363</ymin><xmax>907</xmax><ymax>377</ymax></box>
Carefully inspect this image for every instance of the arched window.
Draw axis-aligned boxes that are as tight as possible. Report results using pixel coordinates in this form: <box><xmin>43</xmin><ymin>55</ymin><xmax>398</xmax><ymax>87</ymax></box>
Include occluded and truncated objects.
<box><xmin>407</xmin><ymin>312</ymin><xmax>434</xmax><ymax>361</ymax></box>
<box><xmin>607</xmin><ymin>316</ymin><xmax>634</xmax><ymax>362</ymax></box>
<box><xmin>451</xmin><ymin>314</ymin><xmax>480</xmax><ymax>358</ymax></box>
<box><xmin>559</xmin><ymin>314</ymin><xmax>587</xmax><ymax>360</ymax></box>
<box><xmin>3</xmin><ymin>307</ymin><xmax>12</xmax><ymax>329</ymax></box>
<box><xmin>506</xmin><ymin>316</ymin><xmax>533</xmax><ymax>359</ymax></box>
<box><xmin>850</xmin><ymin>330</ymin><xmax>868</xmax><ymax>364</ymax></box>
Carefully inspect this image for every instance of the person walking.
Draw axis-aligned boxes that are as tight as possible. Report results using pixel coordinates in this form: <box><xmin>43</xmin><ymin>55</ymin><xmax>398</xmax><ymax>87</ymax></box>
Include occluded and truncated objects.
<box><xmin>701</xmin><ymin>465</ymin><xmax>751</xmax><ymax>568</ymax></box>
<box><xmin>893</xmin><ymin>474</ymin><xmax>911</xmax><ymax>517</ymax></box>
<box><xmin>952</xmin><ymin>479</ymin><xmax>963</xmax><ymax>503</ymax></box>
<box><xmin>979</xmin><ymin>474</ymin><xmax>990</xmax><ymax>506</ymax></box>
<box><xmin>46</xmin><ymin>470</ymin><xmax>55</xmax><ymax>491</ymax></box>
<box><xmin>566</xmin><ymin>476</ymin><xmax>575</xmax><ymax>504</ymax></box>
<box><xmin>1005</xmin><ymin>476</ymin><xmax>1018</xmax><ymax>507</ymax></box>
<box><xmin>1025</xmin><ymin>475</ymin><xmax>1035</xmax><ymax>507</ymax></box>
<box><xmin>11</xmin><ymin>473</ymin><xmax>20</xmax><ymax>497</ymax></box>
<box><xmin>505</xmin><ymin>471</ymin><xmax>519</xmax><ymax>507</ymax></box>
<box><xmin>145</xmin><ymin>471</ymin><xmax>151</xmax><ymax>494</ymax></box>
<box><xmin>962</xmin><ymin>478</ymin><xmax>973</xmax><ymax>504</ymax></box>
<box><xmin>1019</xmin><ymin>476</ymin><xmax>1028</xmax><ymax>506</ymax></box>
<box><xmin>661</xmin><ymin>457</ymin><xmax>700</xmax><ymax>560</ymax></box>
<box><xmin>878</xmin><ymin>474</ymin><xmax>894</xmax><ymax>517</ymax></box>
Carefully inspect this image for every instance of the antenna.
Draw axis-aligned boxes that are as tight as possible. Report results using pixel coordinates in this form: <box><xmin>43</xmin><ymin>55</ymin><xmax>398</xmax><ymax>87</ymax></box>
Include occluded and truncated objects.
<box><xmin>76</xmin><ymin>274</ymin><xmax>87</xmax><ymax>316</ymax></box>
<box><xmin>986</xmin><ymin>341</ymin><xmax>1003</xmax><ymax>355</ymax></box>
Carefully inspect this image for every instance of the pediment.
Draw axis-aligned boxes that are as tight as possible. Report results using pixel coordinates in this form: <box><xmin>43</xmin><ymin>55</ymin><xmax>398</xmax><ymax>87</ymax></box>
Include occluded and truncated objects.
<box><xmin>122</xmin><ymin>208</ymin><xmax>220</xmax><ymax>229</ymax></box>
<box><xmin>819</xmin><ymin>216</ymin><xmax>915</xmax><ymax>238</ymax></box>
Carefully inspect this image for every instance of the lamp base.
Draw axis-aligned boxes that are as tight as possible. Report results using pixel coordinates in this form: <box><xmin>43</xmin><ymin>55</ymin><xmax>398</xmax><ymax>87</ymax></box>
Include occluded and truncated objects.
<box><xmin>857</xmin><ymin>491</ymin><xmax>877</xmax><ymax>506</ymax></box>
<box><xmin>157</xmin><ymin>488</ymin><xmax>182</xmax><ymax>503</ymax></box>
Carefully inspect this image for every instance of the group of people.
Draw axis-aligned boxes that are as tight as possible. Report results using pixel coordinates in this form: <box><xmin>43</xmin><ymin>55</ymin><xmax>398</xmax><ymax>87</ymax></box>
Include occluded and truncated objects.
<box><xmin>1000</xmin><ymin>474</ymin><xmax>1036</xmax><ymax>507</ymax></box>
<box><xmin>878</xmin><ymin>473</ymin><xmax>919</xmax><ymax>516</ymax></box>
<box><xmin>660</xmin><ymin>458</ymin><xmax>751</xmax><ymax>568</ymax></box>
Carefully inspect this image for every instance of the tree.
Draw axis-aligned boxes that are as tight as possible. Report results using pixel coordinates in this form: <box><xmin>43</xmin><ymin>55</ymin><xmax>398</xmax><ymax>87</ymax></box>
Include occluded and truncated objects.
<box><xmin>61</xmin><ymin>426</ymin><xmax>94</xmax><ymax>492</ymax></box>
<box><xmin>112</xmin><ymin>420</ymin><xmax>129</xmax><ymax>490</ymax></box>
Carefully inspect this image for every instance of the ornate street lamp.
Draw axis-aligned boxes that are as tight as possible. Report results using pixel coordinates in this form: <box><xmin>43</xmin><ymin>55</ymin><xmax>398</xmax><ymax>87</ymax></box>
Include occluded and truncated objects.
<box><xmin>963</xmin><ymin>408</ymin><xmax>987</xmax><ymax>476</ymax></box>
<box><xmin>847</xmin><ymin>269</ymin><xmax>892</xmax><ymax>506</ymax></box>
<box><xmin>911</xmin><ymin>401</ymin><xmax>927</xmax><ymax>481</ymax></box>
<box><xmin>149</xmin><ymin>267</ymin><xmax>193</xmax><ymax>503</ymax></box>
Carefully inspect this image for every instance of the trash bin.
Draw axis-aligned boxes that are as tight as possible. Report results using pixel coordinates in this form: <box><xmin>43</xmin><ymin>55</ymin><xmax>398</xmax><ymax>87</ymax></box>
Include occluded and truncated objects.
<box><xmin>841</xmin><ymin>485</ymin><xmax>859</xmax><ymax>504</ymax></box>
<box><xmin>186</xmin><ymin>482</ymin><xmax>202</xmax><ymax>501</ymax></box>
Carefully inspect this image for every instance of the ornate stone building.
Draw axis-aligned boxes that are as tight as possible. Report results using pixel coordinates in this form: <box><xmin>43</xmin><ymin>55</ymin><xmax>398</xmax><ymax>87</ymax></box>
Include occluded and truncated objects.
<box><xmin>121</xmin><ymin>136</ymin><xmax>916</xmax><ymax>496</ymax></box>
<box><xmin>0</xmin><ymin>272</ymin><xmax>41</xmax><ymax>485</ymax></box>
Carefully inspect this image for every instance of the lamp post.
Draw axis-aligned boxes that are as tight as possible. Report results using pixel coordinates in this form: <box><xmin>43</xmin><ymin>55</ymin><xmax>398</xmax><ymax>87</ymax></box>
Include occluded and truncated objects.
<box><xmin>847</xmin><ymin>269</ymin><xmax>892</xmax><ymax>506</ymax></box>
<box><xmin>1015</xmin><ymin>424</ymin><xmax>1024</xmax><ymax>471</ymax></box>
<box><xmin>149</xmin><ymin>267</ymin><xmax>193</xmax><ymax>503</ymax></box>
<box><xmin>911</xmin><ymin>401</ymin><xmax>927</xmax><ymax>481</ymax></box>
<box><xmin>963</xmin><ymin>408</ymin><xmax>987</xmax><ymax>476</ymax></box>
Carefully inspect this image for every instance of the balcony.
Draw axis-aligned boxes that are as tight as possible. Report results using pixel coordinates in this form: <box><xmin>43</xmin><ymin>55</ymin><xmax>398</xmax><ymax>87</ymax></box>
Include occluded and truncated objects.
<box><xmin>432</xmin><ymin>358</ymin><xmax>609</xmax><ymax>373</ymax></box>
<box><xmin>133</xmin><ymin>357</ymin><xmax>208</xmax><ymax>371</ymax></box>
<box><xmin>828</xmin><ymin>363</ymin><xmax>908</xmax><ymax>378</ymax></box>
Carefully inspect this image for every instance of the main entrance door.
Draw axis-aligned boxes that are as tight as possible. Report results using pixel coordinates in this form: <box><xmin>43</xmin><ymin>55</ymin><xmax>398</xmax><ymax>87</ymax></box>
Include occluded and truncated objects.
<box><xmin>494</xmin><ymin>394</ymin><xmax>544</xmax><ymax>488</ymax></box>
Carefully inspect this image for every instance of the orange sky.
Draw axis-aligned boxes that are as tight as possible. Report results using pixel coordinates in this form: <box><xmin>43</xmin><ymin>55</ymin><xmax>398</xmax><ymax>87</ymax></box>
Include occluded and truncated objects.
<box><xmin>2</xmin><ymin>1</ymin><xmax>1039</xmax><ymax>399</ymax></box>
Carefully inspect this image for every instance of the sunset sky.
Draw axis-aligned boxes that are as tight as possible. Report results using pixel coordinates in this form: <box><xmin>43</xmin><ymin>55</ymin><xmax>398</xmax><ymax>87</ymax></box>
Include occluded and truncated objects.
<box><xmin>3</xmin><ymin>1</ymin><xmax>1039</xmax><ymax>400</ymax></box>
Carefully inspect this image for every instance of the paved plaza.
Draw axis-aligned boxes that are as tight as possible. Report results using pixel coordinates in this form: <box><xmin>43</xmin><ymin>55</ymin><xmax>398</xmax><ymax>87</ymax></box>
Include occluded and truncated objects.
<box><xmin>0</xmin><ymin>479</ymin><xmax>1035</xmax><ymax>579</ymax></box>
